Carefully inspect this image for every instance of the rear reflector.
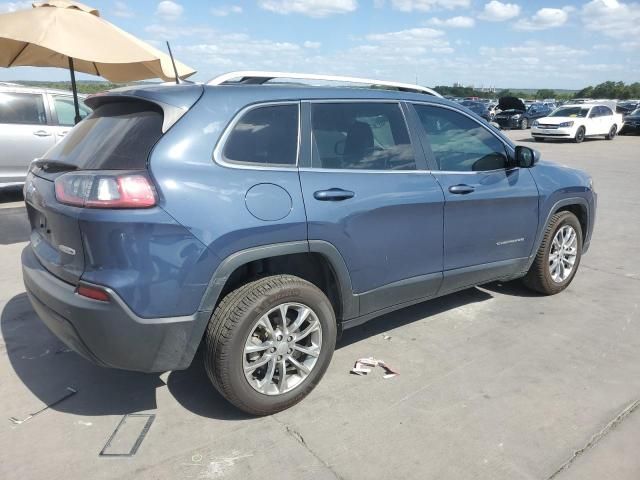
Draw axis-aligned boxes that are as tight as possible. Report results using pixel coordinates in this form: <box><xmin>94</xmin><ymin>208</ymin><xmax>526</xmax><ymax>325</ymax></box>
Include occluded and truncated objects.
<box><xmin>55</xmin><ymin>172</ymin><xmax>156</xmax><ymax>209</ymax></box>
<box><xmin>76</xmin><ymin>285</ymin><xmax>110</xmax><ymax>302</ymax></box>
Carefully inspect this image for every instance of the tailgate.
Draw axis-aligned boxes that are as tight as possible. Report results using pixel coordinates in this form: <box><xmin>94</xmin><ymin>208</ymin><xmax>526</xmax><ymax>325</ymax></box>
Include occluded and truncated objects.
<box><xmin>24</xmin><ymin>171</ymin><xmax>85</xmax><ymax>284</ymax></box>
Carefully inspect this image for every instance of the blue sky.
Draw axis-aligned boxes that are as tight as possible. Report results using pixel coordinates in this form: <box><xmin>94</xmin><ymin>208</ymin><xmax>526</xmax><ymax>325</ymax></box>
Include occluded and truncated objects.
<box><xmin>1</xmin><ymin>0</ymin><xmax>638</xmax><ymax>89</ymax></box>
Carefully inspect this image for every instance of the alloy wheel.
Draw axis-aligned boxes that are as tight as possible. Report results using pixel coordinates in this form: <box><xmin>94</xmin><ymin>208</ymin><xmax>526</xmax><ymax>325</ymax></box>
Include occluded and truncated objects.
<box><xmin>243</xmin><ymin>302</ymin><xmax>322</xmax><ymax>395</ymax></box>
<box><xmin>549</xmin><ymin>225</ymin><xmax>578</xmax><ymax>283</ymax></box>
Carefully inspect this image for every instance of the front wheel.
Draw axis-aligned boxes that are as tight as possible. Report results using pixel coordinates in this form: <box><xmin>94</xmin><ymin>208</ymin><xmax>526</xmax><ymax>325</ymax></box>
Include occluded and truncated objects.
<box><xmin>523</xmin><ymin>211</ymin><xmax>583</xmax><ymax>295</ymax></box>
<box><xmin>204</xmin><ymin>275</ymin><xmax>336</xmax><ymax>415</ymax></box>
<box><xmin>606</xmin><ymin>125</ymin><xmax>617</xmax><ymax>140</ymax></box>
<box><xmin>574</xmin><ymin>126</ymin><xmax>586</xmax><ymax>143</ymax></box>
<box><xmin>520</xmin><ymin>118</ymin><xmax>528</xmax><ymax>130</ymax></box>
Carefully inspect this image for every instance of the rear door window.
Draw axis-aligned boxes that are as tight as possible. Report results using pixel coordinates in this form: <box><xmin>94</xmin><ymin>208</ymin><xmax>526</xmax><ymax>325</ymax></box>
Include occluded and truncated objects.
<box><xmin>52</xmin><ymin>96</ymin><xmax>92</xmax><ymax>126</ymax></box>
<box><xmin>0</xmin><ymin>92</ymin><xmax>47</xmax><ymax>125</ymax></box>
<box><xmin>43</xmin><ymin>100</ymin><xmax>163</xmax><ymax>169</ymax></box>
<box><xmin>222</xmin><ymin>103</ymin><xmax>299</xmax><ymax>166</ymax></box>
<box><xmin>310</xmin><ymin>102</ymin><xmax>416</xmax><ymax>170</ymax></box>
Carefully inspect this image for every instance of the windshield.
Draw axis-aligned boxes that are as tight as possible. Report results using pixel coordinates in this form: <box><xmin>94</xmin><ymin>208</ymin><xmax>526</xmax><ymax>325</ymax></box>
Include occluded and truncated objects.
<box><xmin>527</xmin><ymin>105</ymin><xmax>545</xmax><ymax>113</ymax></box>
<box><xmin>550</xmin><ymin>107</ymin><xmax>590</xmax><ymax>118</ymax></box>
<box><xmin>630</xmin><ymin>108</ymin><xmax>640</xmax><ymax>116</ymax></box>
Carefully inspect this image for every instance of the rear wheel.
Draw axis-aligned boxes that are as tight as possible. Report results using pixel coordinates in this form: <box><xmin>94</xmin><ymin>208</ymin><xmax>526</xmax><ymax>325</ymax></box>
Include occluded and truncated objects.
<box><xmin>204</xmin><ymin>275</ymin><xmax>336</xmax><ymax>415</ymax></box>
<box><xmin>606</xmin><ymin>124</ymin><xmax>617</xmax><ymax>140</ymax></box>
<box><xmin>574</xmin><ymin>126</ymin><xmax>586</xmax><ymax>143</ymax></box>
<box><xmin>523</xmin><ymin>211</ymin><xmax>583</xmax><ymax>295</ymax></box>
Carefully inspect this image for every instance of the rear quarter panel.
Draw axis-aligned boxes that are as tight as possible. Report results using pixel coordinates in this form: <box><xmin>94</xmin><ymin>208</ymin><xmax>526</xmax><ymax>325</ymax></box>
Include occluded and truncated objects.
<box><xmin>147</xmin><ymin>87</ymin><xmax>308</xmax><ymax>285</ymax></box>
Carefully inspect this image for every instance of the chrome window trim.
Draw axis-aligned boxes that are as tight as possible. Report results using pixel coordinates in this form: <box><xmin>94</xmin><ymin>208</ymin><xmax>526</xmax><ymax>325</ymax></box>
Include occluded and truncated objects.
<box><xmin>409</xmin><ymin>100</ymin><xmax>518</xmax><ymax>175</ymax></box>
<box><xmin>213</xmin><ymin>101</ymin><xmax>301</xmax><ymax>171</ymax></box>
<box><xmin>307</xmin><ymin>99</ymin><xmax>420</xmax><ymax>172</ymax></box>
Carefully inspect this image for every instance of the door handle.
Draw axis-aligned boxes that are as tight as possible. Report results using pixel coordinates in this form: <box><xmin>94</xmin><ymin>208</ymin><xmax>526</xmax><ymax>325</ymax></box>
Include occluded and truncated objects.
<box><xmin>313</xmin><ymin>188</ymin><xmax>355</xmax><ymax>201</ymax></box>
<box><xmin>448</xmin><ymin>184</ymin><xmax>475</xmax><ymax>195</ymax></box>
<box><xmin>33</xmin><ymin>130</ymin><xmax>52</xmax><ymax>137</ymax></box>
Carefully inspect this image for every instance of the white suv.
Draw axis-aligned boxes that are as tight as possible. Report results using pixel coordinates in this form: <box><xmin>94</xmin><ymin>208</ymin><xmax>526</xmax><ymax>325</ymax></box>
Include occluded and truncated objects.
<box><xmin>0</xmin><ymin>83</ymin><xmax>91</xmax><ymax>188</ymax></box>
<box><xmin>531</xmin><ymin>103</ymin><xmax>623</xmax><ymax>143</ymax></box>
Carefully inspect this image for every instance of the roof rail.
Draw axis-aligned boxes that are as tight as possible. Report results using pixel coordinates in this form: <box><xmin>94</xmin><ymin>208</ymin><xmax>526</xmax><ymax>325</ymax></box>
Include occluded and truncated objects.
<box><xmin>207</xmin><ymin>71</ymin><xmax>442</xmax><ymax>97</ymax></box>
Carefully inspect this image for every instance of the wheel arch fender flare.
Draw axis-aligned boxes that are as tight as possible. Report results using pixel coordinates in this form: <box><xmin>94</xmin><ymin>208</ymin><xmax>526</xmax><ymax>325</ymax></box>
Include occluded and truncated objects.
<box><xmin>527</xmin><ymin>196</ymin><xmax>590</xmax><ymax>271</ymax></box>
<box><xmin>182</xmin><ymin>241</ymin><xmax>357</xmax><ymax>367</ymax></box>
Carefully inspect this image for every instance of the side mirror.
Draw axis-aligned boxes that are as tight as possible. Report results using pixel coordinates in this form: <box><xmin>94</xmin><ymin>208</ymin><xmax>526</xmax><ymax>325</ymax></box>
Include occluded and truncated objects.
<box><xmin>514</xmin><ymin>145</ymin><xmax>540</xmax><ymax>168</ymax></box>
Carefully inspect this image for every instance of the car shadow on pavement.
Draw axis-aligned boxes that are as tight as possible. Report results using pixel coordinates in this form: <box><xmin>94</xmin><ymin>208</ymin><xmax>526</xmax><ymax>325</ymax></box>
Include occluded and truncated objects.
<box><xmin>1</xmin><ymin>293</ymin><xmax>254</xmax><ymax>420</ymax></box>
<box><xmin>482</xmin><ymin>280</ymin><xmax>544</xmax><ymax>298</ymax></box>
<box><xmin>0</xmin><ymin>207</ymin><xmax>30</xmax><ymax>245</ymax></box>
<box><xmin>338</xmin><ymin>287</ymin><xmax>492</xmax><ymax>348</ymax></box>
<box><xmin>1</xmin><ymin>293</ymin><xmax>163</xmax><ymax>417</ymax></box>
<box><xmin>2</xmin><ymin>286</ymin><xmax>497</xmax><ymax>421</ymax></box>
<box><xmin>0</xmin><ymin>189</ymin><xmax>30</xmax><ymax>245</ymax></box>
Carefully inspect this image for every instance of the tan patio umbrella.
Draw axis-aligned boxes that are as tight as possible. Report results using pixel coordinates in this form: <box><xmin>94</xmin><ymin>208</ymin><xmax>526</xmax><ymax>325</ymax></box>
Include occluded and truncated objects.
<box><xmin>0</xmin><ymin>0</ymin><xmax>196</xmax><ymax>123</ymax></box>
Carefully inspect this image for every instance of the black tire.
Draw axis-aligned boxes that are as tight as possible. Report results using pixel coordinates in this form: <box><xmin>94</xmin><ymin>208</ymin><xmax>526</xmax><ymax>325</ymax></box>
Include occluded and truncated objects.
<box><xmin>520</xmin><ymin>118</ymin><xmax>528</xmax><ymax>130</ymax></box>
<box><xmin>523</xmin><ymin>211</ymin><xmax>583</xmax><ymax>295</ymax></box>
<box><xmin>204</xmin><ymin>275</ymin><xmax>336</xmax><ymax>416</ymax></box>
<box><xmin>574</xmin><ymin>126</ymin><xmax>586</xmax><ymax>143</ymax></box>
<box><xmin>534</xmin><ymin>137</ymin><xmax>545</xmax><ymax>142</ymax></box>
<box><xmin>606</xmin><ymin>124</ymin><xmax>617</xmax><ymax>140</ymax></box>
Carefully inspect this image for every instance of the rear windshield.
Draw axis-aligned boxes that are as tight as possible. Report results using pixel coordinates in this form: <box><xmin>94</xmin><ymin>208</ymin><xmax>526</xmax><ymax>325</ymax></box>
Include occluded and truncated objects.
<box><xmin>43</xmin><ymin>100</ymin><xmax>163</xmax><ymax>169</ymax></box>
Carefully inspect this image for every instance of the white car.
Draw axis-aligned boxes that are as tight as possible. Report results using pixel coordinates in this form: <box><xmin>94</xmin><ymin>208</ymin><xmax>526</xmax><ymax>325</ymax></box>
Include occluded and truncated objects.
<box><xmin>531</xmin><ymin>104</ymin><xmax>623</xmax><ymax>143</ymax></box>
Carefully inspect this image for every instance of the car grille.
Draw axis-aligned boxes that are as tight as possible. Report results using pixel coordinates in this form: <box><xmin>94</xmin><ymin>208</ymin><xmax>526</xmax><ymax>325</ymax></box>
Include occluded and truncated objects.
<box><xmin>536</xmin><ymin>124</ymin><xmax>559</xmax><ymax>129</ymax></box>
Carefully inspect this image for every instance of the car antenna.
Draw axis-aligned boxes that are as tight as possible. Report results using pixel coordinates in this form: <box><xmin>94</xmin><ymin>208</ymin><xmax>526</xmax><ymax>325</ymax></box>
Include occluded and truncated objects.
<box><xmin>166</xmin><ymin>41</ymin><xmax>180</xmax><ymax>85</ymax></box>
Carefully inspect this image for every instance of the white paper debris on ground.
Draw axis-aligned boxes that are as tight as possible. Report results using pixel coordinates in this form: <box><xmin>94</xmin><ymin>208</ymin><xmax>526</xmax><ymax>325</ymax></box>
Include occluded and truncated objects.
<box><xmin>350</xmin><ymin>357</ymin><xmax>399</xmax><ymax>379</ymax></box>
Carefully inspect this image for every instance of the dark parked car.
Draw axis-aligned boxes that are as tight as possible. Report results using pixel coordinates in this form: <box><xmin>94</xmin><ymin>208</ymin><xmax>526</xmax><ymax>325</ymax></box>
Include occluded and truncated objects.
<box><xmin>460</xmin><ymin>100</ymin><xmax>493</xmax><ymax>121</ymax></box>
<box><xmin>22</xmin><ymin>71</ymin><xmax>596</xmax><ymax>415</ymax></box>
<box><xmin>494</xmin><ymin>97</ymin><xmax>553</xmax><ymax>129</ymax></box>
<box><xmin>620</xmin><ymin>108</ymin><xmax>640</xmax><ymax>134</ymax></box>
<box><xmin>617</xmin><ymin>101</ymin><xmax>640</xmax><ymax>117</ymax></box>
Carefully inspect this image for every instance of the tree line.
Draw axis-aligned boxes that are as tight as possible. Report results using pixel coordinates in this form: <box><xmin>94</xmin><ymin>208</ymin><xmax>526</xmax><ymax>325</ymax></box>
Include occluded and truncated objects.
<box><xmin>434</xmin><ymin>81</ymin><xmax>639</xmax><ymax>100</ymax></box>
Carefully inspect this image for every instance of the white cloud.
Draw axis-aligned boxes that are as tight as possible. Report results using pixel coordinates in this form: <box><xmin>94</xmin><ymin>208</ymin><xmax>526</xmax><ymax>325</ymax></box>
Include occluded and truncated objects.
<box><xmin>303</xmin><ymin>41</ymin><xmax>322</xmax><ymax>48</ymax></box>
<box><xmin>366</xmin><ymin>27</ymin><xmax>444</xmax><ymax>44</ymax></box>
<box><xmin>0</xmin><ymin>1</ymin><xmax>30</xmax><ymax>13</ymax></box>
<box><xmin>581</xmin><ymin>0</ymin><xmax>640</xmax><ymax>38</ymax></box>
<box><xmin>515</xmin><ymin>7</ymin><xmax>572</xmax><ymax>30</ymax></box>
<box><xmin>156</xmin><ymin>1</ymin><xmax>183</xmax><ymax>20</ymax></box>
<box><xmin>390</xmin><ymin>0</ymin><xmax>470</xmax><ymax>11</ymax></box>
<box><xmin>427</xmin><ymin>16</ymin><xmax>475</xmax><ymax>28</ymax></box>
<box><xmin>478</xmin><ymin>1</ymin><xmax>520</xmax><ymax>21</ymax></box>
<box><xmin>257</xmin><ymin>0</ymin><xmax>357</xmax><ymax>17</ymax></box>
<box><xmin>210</xmin><ymin>5</ymin><xmax>242</xmax><ymax>16</ymax></box>
<box><xmin>113</xmin><ymin>1</ymin><xmax>134</xmax><ymax>18</ymax></box>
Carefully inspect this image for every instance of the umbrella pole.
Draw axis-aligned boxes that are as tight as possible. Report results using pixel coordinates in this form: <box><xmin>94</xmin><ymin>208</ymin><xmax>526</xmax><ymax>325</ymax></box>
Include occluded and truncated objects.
<box><xmin>67</xmin><ymin>57</ymin><xmax>81</xmax><ymax>125</ymax></box>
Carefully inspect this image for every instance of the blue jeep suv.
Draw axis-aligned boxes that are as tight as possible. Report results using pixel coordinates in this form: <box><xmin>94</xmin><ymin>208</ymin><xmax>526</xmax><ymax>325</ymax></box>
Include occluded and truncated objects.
<box><xmin>21</xmin><ymin>73</ymin><xmax>596</xmax><ymax>415</ymax></box>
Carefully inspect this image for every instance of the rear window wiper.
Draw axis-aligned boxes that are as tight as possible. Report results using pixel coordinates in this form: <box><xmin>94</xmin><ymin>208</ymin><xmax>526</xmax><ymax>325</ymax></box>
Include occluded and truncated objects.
<box><xmin>32</xmin><ymin>159</ymin><xmax>78</xmax><ymax>173</ymax></box>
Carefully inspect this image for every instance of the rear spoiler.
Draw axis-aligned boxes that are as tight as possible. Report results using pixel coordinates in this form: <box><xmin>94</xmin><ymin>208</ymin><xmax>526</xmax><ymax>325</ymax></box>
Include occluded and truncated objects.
<box><xmin>85</xmin><ymin>84</ymin><xmax>204</xmax><ymax>133</ymax></box>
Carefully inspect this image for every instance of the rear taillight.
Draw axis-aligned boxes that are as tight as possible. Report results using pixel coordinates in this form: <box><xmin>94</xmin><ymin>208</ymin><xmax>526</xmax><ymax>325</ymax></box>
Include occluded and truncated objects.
<box><xmin>55</xmin><ymin>172</ymin><xmax>156</xmax><ymax>208</ymax></box>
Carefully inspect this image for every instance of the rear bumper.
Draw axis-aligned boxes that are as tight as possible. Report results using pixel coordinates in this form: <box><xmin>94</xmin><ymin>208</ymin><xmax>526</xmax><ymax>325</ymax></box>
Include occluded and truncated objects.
<box><xmin>22</xmin><ymin>245</ymin><xmax>209</xmax><ymax>373</ymax></box>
